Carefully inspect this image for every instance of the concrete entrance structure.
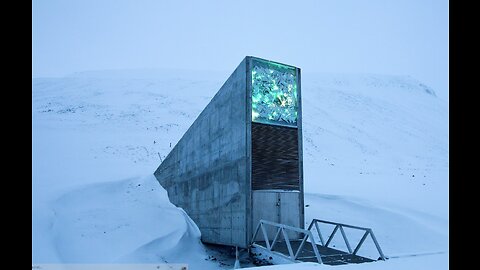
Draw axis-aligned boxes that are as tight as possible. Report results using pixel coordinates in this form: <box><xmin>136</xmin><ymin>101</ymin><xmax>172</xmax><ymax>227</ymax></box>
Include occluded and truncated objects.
<box><xmin>154</xmin><ymin>56</ymin><xmax>303</xmax><ymax>248</ymax></box>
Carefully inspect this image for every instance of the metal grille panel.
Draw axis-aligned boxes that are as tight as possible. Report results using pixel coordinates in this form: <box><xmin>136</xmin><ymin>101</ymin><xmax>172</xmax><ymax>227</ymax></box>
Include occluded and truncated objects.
<box><xmin>251</xmin><ymin>122</ymin><xmax>299</xmax><ymax>190</ymax></box>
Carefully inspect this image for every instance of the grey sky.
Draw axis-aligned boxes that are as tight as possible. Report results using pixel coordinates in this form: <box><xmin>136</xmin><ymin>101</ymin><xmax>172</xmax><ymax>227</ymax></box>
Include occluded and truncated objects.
<box><xmin>32</xmin><ymin>0</ymin><xmax>448</xmax><ymax>100</ymax></box>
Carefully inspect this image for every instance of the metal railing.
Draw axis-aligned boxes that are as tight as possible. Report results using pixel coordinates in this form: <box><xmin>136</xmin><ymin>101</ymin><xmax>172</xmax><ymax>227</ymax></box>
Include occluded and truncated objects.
<box><xmin>308</xmin><ymin>219</ymin><xmax>386</xmax><ymax>260</ymax></box>
<box><xmin>250</xmin><ymin>219</ymin><xmax>386</xmax><ymax>264</ymax></box>
<box><xmin>251</xmin><ymin>219</ymin><xmax>323</xmax><ymax>263</ymax></box>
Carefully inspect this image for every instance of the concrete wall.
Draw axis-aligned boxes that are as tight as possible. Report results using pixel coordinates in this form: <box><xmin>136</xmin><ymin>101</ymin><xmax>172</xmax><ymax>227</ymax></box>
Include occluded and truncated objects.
<box><xmin>155</xmin><ymin>56</ymin><xmax>303</xmax><ymax>248</ymax></box>
<box><xmin>297</xmin><ymin>68</ymin><xmax>305</xmax><ymax>231</ymax></box>
<box><xmin>154</xmin><ymin>58</ymin><xmax>249</xmax><ymax>247</ymax></box>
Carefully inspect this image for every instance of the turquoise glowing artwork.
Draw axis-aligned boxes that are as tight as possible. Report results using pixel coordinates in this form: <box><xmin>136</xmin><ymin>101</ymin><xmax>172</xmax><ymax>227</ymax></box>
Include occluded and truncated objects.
<box><xmin>251</xmin><ymin>59</ymin><xmax>298</xmax><ymax>127</ymax></box>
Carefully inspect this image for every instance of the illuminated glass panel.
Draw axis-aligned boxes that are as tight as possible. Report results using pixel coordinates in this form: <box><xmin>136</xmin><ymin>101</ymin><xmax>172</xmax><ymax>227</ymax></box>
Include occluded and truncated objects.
<box><xmin>251</xmin><ymin>59</ymin><xmax>298</xmax><ymax>127</ymax></box>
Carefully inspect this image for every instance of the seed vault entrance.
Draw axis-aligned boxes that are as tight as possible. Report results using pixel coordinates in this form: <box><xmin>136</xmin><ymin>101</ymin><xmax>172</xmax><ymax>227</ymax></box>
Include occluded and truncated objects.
<box><xmin>154</xmin><ymin>56</ymin><xmax>303</xmax><ymax>248</ymax></box>
<box><xmin>250</xmin><ymin>122</ymin><xmax>302</xmax><ymax>240</ymax></box>
<box><xmin>154</xmin><ymin>56</ymin><xmax>385</xmax><ymax>266</ymax></box>
<box><xmin>249</xmin><ymin>58</ymin><xmax>303</xmax><ymax>241</ymax></box>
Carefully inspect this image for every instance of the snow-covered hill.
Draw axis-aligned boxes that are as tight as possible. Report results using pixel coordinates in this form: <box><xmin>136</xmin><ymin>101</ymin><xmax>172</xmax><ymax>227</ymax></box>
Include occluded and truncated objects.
<box><xmin>32</xmin><ymin>68</ymin><xmax>448</xmax><ymax>269</ymax></box>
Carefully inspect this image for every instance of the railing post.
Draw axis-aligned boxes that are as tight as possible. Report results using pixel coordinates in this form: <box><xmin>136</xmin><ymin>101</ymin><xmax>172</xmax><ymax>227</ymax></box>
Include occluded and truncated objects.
<box><xmin>325</xmin><ymin>224</ymin><xmax>339</xmax><ymax>247</ymax></box>
<box><xmin>369</xmin><ymin>229</ymin><xmax>386</xmax><ymax>260</ymax></box>
<box><xmin>294</xmin><ymin>233</ymin><xmax>308</xmax><ymax>259</ymax></box>
<box><xmin>307</xmin><ymin>219</ymin><xmax>315</xmax><ymax>230</ymax></box>
<box><xmin>314</xmin><ymin>220</ymin><xmax>325</xmax><ymax>246</ymax></box>
<box><xmin>339</xmin><ymin>225</ymin><xmax>353</xmax><ymax>253</ymax></box>
<box><xmin>251</xmin><ymin>220</ymin><xmax>262</xmax><ymax>243</ymax></box>
<box><xmin>353</xmin><ymin>230</ymin><xmax>369</xmax><ymax>255</ymax></box>
<box><xmin>270</xmin><ymin>227</ymin><xmax>282</xmax><ymax>250</ymax></box>
<box><xmin>282</xmin><ymin>227</ymin><xmax>295</xmax><ymax>260</ymax></box>
<box><xmin>308</xmin><ymin>231</ymin><xmax>323</xmax><ymax>264</ymax></box>
<box><xmin>260</xmin><ymin>222</ymin><xmax>271</xmax><ymax>250</ymax></box>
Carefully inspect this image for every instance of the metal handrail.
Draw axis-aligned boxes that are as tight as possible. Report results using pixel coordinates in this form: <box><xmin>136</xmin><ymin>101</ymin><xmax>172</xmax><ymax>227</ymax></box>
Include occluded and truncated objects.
<box><xmin>251</xmin><ymin>219</ymin><xmax>323</xmax><ymax>263</ymax></box>
<box><xmin>251</xmin><ymin>219</ymin><xmax>386</xmax><ymax>264</ymax></box>
<box><xmin>307</xmin><ymin>219</ymin><xmax>386</xmax><ymax>260</ymax></box>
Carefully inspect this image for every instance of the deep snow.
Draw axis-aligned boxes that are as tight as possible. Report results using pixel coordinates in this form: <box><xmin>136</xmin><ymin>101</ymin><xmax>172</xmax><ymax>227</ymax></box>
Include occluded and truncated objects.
<box><xmin>32</xmin><ymin>68</ymin><xmax>448</xmax><ymax>269</ymax></box>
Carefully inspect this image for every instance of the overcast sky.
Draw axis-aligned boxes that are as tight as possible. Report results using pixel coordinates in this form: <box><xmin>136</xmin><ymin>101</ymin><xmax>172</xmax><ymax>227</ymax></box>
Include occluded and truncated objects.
<box><xmin>32</xmin><ymin>0</ymin><xmax>449</xmax><ymax>100</ymax></box>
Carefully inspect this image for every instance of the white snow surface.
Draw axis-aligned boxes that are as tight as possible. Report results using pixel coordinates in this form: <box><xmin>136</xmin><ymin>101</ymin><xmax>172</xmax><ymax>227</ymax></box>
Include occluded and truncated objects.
<box><xmin>32</xmin><ymin>68</ymin><xmax>448</xmax><ymax>269</ymax></box>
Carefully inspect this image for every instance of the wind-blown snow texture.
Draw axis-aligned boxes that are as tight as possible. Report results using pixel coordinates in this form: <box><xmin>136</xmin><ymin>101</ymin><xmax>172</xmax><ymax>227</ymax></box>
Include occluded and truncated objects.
<box><xmin>32</xmin><ymin>69</ymin><xmax>448</xmax><ymax>269</ymax></box>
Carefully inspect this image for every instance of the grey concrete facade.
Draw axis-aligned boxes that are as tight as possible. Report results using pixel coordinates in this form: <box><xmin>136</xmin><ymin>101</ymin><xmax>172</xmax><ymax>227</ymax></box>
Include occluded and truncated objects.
<box><xmin>154</xmin><ymin>56</ymin><xmax>303</xmax><ymax>248</ymax></box>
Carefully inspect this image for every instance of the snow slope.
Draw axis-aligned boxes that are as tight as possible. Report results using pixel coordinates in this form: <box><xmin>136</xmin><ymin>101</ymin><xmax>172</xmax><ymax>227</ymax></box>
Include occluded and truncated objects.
<box><xmin>32</xmin><ymin>68</ymin><xmax>448</xmax><ymax>269</ymax></box>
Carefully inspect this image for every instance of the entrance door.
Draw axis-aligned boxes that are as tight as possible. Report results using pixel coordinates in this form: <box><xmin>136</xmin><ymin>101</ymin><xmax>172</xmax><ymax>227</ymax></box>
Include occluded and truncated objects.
<box><xmin>252</xmin><ymin>190</ymin><xmax>300</xmax><ymax>241</ymax></box>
